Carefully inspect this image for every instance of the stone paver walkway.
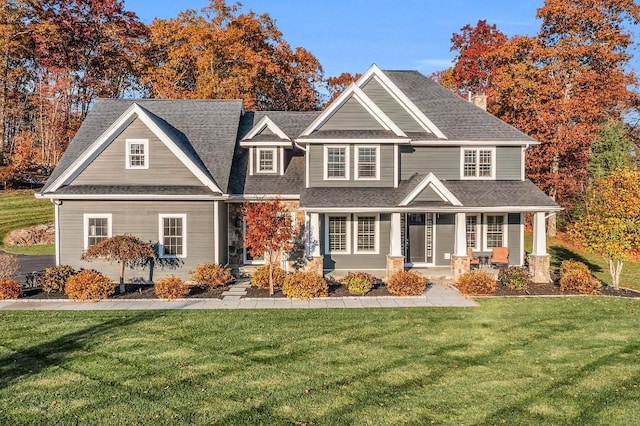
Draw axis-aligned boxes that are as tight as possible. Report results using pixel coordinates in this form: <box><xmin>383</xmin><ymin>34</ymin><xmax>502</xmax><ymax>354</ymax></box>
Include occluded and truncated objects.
<box><xmin>0</xmin><ymin>285</ymin><xmax>476</xmax><ymax>310</ymax></box>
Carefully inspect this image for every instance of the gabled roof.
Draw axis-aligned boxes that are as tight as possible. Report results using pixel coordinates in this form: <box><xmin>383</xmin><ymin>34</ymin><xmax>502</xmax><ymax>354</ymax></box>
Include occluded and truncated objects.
<box><xmin>42</xmin><ymin>99</ymin><xmax>243</xmax><ymax>194</ymax></box>
<box><xmin>398</xmin><ymin>172</ymin><xmax>462</xmax><ymax>206</ymax></box>
<box><xmin>240</xmin><ymin>115</ymin><xmax>291</xmax><ymax>146</ymax></box>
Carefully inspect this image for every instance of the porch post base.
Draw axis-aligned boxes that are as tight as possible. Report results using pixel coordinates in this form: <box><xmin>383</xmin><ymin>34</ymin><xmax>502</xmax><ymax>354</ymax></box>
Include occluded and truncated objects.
<box><xmin>305</xmin><ymin>257</ymin><xmax>324</xmax><ymax>276</ymax></box>
<box><xmin>451</xmin><ymin>255</ymin><xmax>470</xmax><ymax>281</ymax></box>
<box><xmin>386</xmin><ymin>255</ymin><xmax>405</xmax><ymax>280</ymax></box>
<box><xmin>529</xmin><ymin>254</ymin><xmax>550</xmax><ymax>283</ymax></box>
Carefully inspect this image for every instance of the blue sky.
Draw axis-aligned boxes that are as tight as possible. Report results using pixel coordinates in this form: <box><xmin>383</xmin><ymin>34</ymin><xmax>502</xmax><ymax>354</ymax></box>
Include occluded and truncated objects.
<box><xmin>124</xmin><ymin>0</ymin><xmax>637</xmax><ymax>79</ymax></box>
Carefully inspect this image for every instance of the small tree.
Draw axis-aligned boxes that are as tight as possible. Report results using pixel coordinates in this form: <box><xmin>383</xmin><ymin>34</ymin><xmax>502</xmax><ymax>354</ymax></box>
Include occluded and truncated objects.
<box><xmin>588</xmin><ymin>119</ymin><xmax>633</xmax><ymax>182</ymax></box>
<box><xmin>570</xmin><ymin>168</ymin><xmax>640</xmax><ymax>289</ymax></box>
<box><xmin>242</xmin><ymin>199</ymin><xmax>296</xmax><ymax>295</ymax></box>
<box><xmin>81</xmin><ymin>234</ymin><xmax>155</xmax><ymax>293</ymax></box>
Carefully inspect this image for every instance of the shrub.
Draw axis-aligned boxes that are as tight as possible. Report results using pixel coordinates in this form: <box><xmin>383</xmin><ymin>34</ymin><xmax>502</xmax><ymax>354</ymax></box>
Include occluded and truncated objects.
<box><xmin>497</xmin><ymin>266</ymin><xmax>530</xmax><ymax>290</ymax></box>
<box><xmin>560</xmin><ymin>259</ymin><xmax>590</xmax><ymax>276</ymax></box>
<box><xmin>190</xmin><ymin>262</ymin><xmax>233</xmax><ymax>288</ymax></box>
<box><xmin>282</xmin><ymin>271</ymin><xmax>328</xmax><ymax>299</ymax></box>
<box><xmin>0</xmin><ymin>253</ymin><xmax>19</xmax><ymax>279</ymax></box>
<box><xmin>386</xmin><ymin>271</ymin><xmax>427</xmax><ymax>296</ymax></box>
<box><xmin>65</xmin><ymin>270</ymin><xmax>114</xmax><ymax>301</ymax></box>
<box><xmin>559</xmin><ymin>269</ymin><xmax>602</xmax><ymax>294</ymax></box>
<box><xmin>343</xmin><ymin>272</ymin><xmax>377</xmax><ymax>295</ymax></box>
<box><xmin>0</xmin><ymin>278</ymin><xmax>21</xmax><ymax>299</ymax></box>
<box><xmin>250</xmin><ymin>264</ymin><xmax>286</xmax><ymax>290</ymax></box>
<box><xmin>154</xmin><ymin>276</ymin><xmax>190</xmax><ymax>300</ymax></box>
<box><xmin>456</xmin><ymin>270</ymin><xmax>497</xmax><ymax>295</ymax></box>
<box><xmin>38</xmin><ymin>265</ymin><xmax>78</xmax><ymax>293</ymax></box>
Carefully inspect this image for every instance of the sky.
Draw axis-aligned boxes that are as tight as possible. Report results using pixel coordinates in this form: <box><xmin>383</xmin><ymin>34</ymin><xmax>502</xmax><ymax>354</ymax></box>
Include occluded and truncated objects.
<box><xmin>123</xmin><ymin>0</ymin><xmax>639</xmax><ymax>79</ymax></box>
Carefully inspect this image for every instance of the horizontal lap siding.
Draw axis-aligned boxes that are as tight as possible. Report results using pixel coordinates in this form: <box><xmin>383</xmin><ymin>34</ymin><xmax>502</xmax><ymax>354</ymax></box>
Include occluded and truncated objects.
<box><xmin>360</xmin><ymin>77</ymin><xmax>426</xmax><ymax>132</ymax></box>
<box><xmin>308</xmin><ymin>144</ymin><xmax>394</xmax><ymax>187</ymax></box>
<box><xmin>497</xmin><ymin>147</ymin><xmax>522</xmax><ymax>180</ymax></box>
<box><xmin>71</xmin><ymin>118</ymin><xmax>204</xmax><ymax>187</ymax></box>
<box><xmin>59</xmin><ymin>200</ymin><xmax>215</xmax><ymax>282</ymax></box>
<box><xmin>320</xmin><ymin>96</ymin><xmax>385</xmax><ymax>130</ymax></box>
<box><xmin>321</xmin><ymin>214</ymin><xmax>390</xmax><ymax>271</ymax></box>
<box><xmin>400</xmin><ymin>146</ymin><xmax>459</xmax><ymax>180</ymax></box>
<box><xmin>435</xmin><ymin>213</ymin><xmax>454</xmax><ymax>266</ymax></box>
<box><xmin>508</xmin><ymin>213</ymin><xmax>523</xmax><ymax>266</ymax></box>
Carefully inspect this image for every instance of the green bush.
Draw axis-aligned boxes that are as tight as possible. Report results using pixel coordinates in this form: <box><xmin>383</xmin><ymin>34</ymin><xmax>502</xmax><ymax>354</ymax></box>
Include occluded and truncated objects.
<box><xmin>497</xmin><ymin>266</ymin><xmax>530</xmax><ymax>290</ymax></box>
<box><xmin>251</xmin><ymin>264</ymin><xmax>286</xmax><ymax>290</ymax></box>
<box><xmin>456</xmin><ymin>270</ymin><xmax>497</xmax><ymax>295</ymax></box>
<box><xmin>65</xmin><ymin>270</ymin><xmax>114</xmax><ymax>301</ymax></box>
<box><xmin>38</xmin><ymin>265</ymin><xmax>78</xmax><ymax>293</ymax></box>
<box><xmin>559</xmin><ymin>269</ymin><xmax>602</xmax><ymax>294</ymax></box>
<box><xmin>154</xmin><ymin>276</ymin><xmax>190</xmax><ymax>300</ymax></box>
<box><xmin>386</xmin><ymin>271</ymin><xmax>427</xmax><ymax>296</ymax></box>
<box><xmin>560</xmin><ymin>260</ymin><xmax>590</xmax><ymax>276</ymax></box>
<box><xmin>190</xmin><ymin>262</ymin><xmax>232</xmax><ymax>288</ymax></box>
<box><xmin>282</xmin><ymin>271</ymin><xmax>328</xmax><ymax>299</ymax></box>
<box><xmin>343</xmin><ymin>272</ymin><xmax>377</xmax><ymax>295</ymax></box>
<box><xmin>0</xmin><ymin>278</ymin><xmax>21</xmax><ymax>299</ymax></box>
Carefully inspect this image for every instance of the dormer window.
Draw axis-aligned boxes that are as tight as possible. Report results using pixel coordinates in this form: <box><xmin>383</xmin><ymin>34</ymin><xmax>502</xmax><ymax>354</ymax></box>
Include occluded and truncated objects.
<box><xmin>461</xmin><ymin>147</ymin><xmax>495</xmax><ymax>179</ymax></box>
<box><xmin>126</xmin><ymin>139</ymin><xmax>149</xmax><ymax>169</ymax></box>
<box><xmin>257</xmin><ymin>148</ymin><xmax>277</xmax><ymax>173</ymax></box>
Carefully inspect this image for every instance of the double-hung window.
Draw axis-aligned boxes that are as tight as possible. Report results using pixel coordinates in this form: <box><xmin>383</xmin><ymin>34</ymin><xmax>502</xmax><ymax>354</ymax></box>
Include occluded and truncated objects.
<box><xmin>84</xmin><ymin>214</ymin><xmax>112</xmax><ymax>249</ymax></box>
<box><xmin>355</xmin><ymin>214</ymin><xmax>379</xmax><ymax>253</ymax></box>
<box><xmin>256</xmin><ymin>148</ymin><xmax>276</xmax><ymax>173</ymax></box>
<box><xmin>462</xmin><ymin>148</ymin><xmax>494</xmax><ymax>179</ymax></box>
<box><xmin>355</xmin><ymin>146</ymin><xmax>378</xmax><ymax>180</ymax></box>
<box><xmin>325</xmin><ymin>146</ymin><xmax>349</xmax><ymax>179</ymax></box>
<box><xmin>326</xmin><ymin>215</ymin><xmax>349</xmax><ymax>253</ymax></box>
<box><xmin>126</xmin><ymin>139</ymin><xmax>149</xmax><ymax>169</ymax></box>
<box><xmin>485</xmin><ymin>214</ymin><xmax>505</xmax><ymax>249</ymax></box>
<box><xmin>159</xmin><ymin>214</ymin><xmax>186</xmax><ymax>258</ymax></box>
<box><xmin>466</xmin><ymin>215</ymin><xmax>479</xmax><ymax>250</ymax></box>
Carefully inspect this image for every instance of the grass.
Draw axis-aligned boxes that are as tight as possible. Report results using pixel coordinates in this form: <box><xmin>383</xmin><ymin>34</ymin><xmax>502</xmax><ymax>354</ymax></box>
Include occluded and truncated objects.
<box><xmin>525</xmin><ymin>232</ymin><xmax>640</xmax><ymax>291</ymax></box>
<box><xmin>0</xmin><ymin>191</ymin><xmax>54</xmax><ymax>256</ymax></box>
<box><xmin>1</xmin><ymin>299</ymin><xmax>639</xmax><ymax>425</ymax></box>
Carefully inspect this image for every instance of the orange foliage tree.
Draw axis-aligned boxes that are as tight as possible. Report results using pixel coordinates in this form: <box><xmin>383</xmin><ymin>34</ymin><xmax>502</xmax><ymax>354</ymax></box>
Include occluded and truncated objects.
<box><xmin>242</xmin><ymin>199</ymin><xmax>296</xmax><ymax>295</ymax></box>
<box><xmin>325</xmin><ymin>72</ymin><xmax>362</xmax><ymax>105</ymax></box>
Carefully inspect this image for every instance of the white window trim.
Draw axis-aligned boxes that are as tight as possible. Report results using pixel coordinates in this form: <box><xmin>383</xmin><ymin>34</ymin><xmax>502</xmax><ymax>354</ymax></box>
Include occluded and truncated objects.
<box><xmin>460</xmin><ymin>147</ymin><xmax>496</xmax><ymax>179</ymax></box>
<box><xmin>83</xmin><ymin>213</ymin><xmax>112</xmax><ymax>250</ymax></box>
<box><xmin>158</xmin><ymin>214</ymin><xmax>187</xmax><ymax>259</ymax></box>
<box><xmin>324</xmin><ymin>145</ymin><xmax>350</xmax><ymax>180</ymax></box>
<box><xmin>466</xmin><ymin>213</ymin><xmax>481</xmax><ymax>251</ymax></box>
<box><xmin>354</xmin><ymin>214</ymin><xmax>380</xmax><ymax>254</ymax></box>
<box><xmin>324</xmin><ymin>214</ymin><xmax>351</xmax><ymax>254</ymax></box>
<box><xmin>483</xmin><ymin>213</ymin><xmax>508</xmax><ymax>252</ymax></box>
<box><xmin>125</xmin><ymin>139</ymin><xmax>149</xmax><ymax>170</ymax></box>
<box><xmin>242</xmin><ymin>219</ymin><xmax>266</xmax><ymax>265</ymax></box>
<box><xmin>256</xmin><ymin>147</ymin><xmax>278</xmax><ymax>174</ymax></box>
<box><xmin>354</xmin><ymin>145</ymin><xmax>380</xmax><ymax>180</ymax></box>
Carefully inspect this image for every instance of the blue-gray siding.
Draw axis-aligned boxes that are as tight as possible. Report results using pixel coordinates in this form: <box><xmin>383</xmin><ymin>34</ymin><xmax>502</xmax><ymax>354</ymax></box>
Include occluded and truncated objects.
<box><xmin>435</xmin><ymin>213</ymin><xmax>455</xmax><ymax>266</ymax></box>
<box><xmin>360</xmin><ymin>77</ymin><xmax>426</xmax><ymax>133</ymax></box>
<box><xmin>320</xmin><ymin>95</ymin><xmax>385</xmax><ymax>131</ymax></box>
<box><xmin>308</xmin><ymin>144</ymin><xmax>394</xmax><ymax>187</ymax></box>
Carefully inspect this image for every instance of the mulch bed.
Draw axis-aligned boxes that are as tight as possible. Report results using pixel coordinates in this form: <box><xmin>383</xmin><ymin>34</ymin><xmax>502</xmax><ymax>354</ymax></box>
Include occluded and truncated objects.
<box><xmin>19</xmin><ymin>284</ymin><xmax>228</xmax><ymax>300</ymax></box>
<box><xmin>491</xmin><ymin>281</ymin><xmax>640</xmax><ymax>298</ymax></box>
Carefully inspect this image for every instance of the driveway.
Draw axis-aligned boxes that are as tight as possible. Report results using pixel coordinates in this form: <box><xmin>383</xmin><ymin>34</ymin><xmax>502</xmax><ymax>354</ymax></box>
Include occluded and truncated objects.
<box><xmin>6</xmin><ymin>253</ymin><xmax>56</xmax><ymax>283</ymax></box>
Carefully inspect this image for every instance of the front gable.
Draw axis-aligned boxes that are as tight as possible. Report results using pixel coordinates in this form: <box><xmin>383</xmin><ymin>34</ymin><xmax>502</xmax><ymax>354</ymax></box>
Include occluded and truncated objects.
<box><xmin>399</xmin><ymin>173</ymin><xmax>462</xmax><ymax>206</ymax></box>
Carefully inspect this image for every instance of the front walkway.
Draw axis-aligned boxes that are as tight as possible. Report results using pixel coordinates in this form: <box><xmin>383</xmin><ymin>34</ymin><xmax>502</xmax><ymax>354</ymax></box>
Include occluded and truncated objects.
<box><xmin>0</xmin><ymin>285</ymin><xmax>476</xmax><ymax>310</ymax></box>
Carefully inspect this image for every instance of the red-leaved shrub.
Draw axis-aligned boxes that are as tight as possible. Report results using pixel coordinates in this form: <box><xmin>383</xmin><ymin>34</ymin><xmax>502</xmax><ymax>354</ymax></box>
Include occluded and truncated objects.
<box><xmin>0</xmin><ymin>278</ymin><xmax>21</xmax><ymax>299</ymax></box>
<box><xmin>386</xmin><ymin>271</ymin><xmax>427</xmax><ymax>296</ymax></box>
<box><xmin>154</xmin><ymin>276</ymin><xmax>190</xmax><ymax>300</ymax></box>
<box><xmin>456</xmin><ymin>270</ymin><xmax>497</xmax><ymax>295</ymax></box>
<box><xmin>282</xmin><ymin>271</ymin><xmax>328</xmax><ymax>299</ymax></box>
<box><xmin>65</xmin><ymin>270</ymin><xmax>114</xmax><ymax>301</ymax></box>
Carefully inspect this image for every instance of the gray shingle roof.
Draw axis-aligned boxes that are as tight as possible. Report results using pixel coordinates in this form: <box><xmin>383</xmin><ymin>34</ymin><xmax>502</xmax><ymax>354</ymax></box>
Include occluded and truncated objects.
<box><xmin>43</xmin><ymin>99</ymin><xmax>243</xmax><ymax>193</ymax></box>
<box><xmin>383</xmin><ymin>71</ymin><xmax>537</xmax><ymax>142</ymax></box>
<box><xmin>298</xmin><ymin>129</ymin><xmax>407</xmax><ymax>140</ymax></box>
<box><xmin>442</xmin><ymin>180</ymin><xmax>559</xmax><ymax>208</ymax></box>
<box><xmin>239</xmin><ymin>111</ymin><xmax>320</xmax><ymax>141</ymax></box>
<box><xmin>227</xmin><ymin>150</ymin><xmax>306</xmax><ymax>195</ymax></box>
<box><xmin>55</xmin><ymin>185</ymin><xmax>218</xmax><ymax>196</ymax></box>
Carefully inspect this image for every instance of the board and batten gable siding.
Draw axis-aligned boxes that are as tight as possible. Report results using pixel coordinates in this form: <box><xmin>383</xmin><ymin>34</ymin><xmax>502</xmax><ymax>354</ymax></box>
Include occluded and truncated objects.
<box><xmin>308</xmin><ymin>144</ymin><xmax>394</xmax><ymax>187</ymax></box>
<box><xmin>70</xmin><ymin>117</ymin><xmax>205</xmax><ymax>187</ymax></box>
<box><xmin>400</xmin><ymin>146</ymin><xmax>523</xmax><ymax>180</ymax></box>
<box><xmin>58</xmin><ymin>200</ymin><xmax>216</xmax><ymax>282</ymax></box>
<box><xmin>360</xmin><ymin>77</ymin><xmax>426</xmax><ymax>133</ymax></box>
<box><xmin>319</xmin><ymin>96</ymin><xmax>386</xmax><ymax>131</ymax></box>
<box><xmin>320</xmin><ymin>213</ymin><xmax>390</xmax><ymax>271</ymax></box>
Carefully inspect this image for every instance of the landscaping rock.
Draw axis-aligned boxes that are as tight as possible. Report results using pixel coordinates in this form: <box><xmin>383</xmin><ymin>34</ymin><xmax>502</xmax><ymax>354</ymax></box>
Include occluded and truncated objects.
<box><xmin>5</xmin><ymin>223</ymin><xmax>55</xmax><ymax>246</ymax></box>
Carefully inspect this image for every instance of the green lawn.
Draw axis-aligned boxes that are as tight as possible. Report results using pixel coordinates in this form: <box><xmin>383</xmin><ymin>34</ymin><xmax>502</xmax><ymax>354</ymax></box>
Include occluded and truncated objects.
<box><xmin>0</xmin><ymin>191</ymin><xmax>54</xmax><ymax>255</ymax></box>
<box><xmin>525</xmin><ymin>232</ymin><xmax>640</xmax><ymax>291</ymax></box>
<box><xmin>1</xmin><ymin>299</ymin><xmax>639</xmax><ymax>425</ymax></box>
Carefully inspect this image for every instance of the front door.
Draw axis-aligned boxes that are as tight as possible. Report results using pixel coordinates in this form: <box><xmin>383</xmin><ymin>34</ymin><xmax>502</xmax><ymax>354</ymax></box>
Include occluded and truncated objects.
<box><xmin>407</xmin><ymin>213</ymin><xmax>434</xmax><ymax>265</ymax></box>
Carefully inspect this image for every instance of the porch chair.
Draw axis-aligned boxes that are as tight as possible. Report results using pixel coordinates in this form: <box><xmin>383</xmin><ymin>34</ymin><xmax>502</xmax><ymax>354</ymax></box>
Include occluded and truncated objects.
<box><xmin>490</xmin><ymin>247</ymin><xmax>509</xmax><ymax>268</ymax></box>
<box><xmin>467</xmin><ymin>247</ymin><xmax>480</xmax><ymax>269</ymax></box>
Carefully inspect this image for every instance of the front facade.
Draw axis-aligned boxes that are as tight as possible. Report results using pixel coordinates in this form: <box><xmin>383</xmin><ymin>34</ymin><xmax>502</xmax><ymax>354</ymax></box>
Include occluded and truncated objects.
<box><xmin>37</xmin><ymin>65</ymin><xmax>560</xmax><ymax>283</ymax></box>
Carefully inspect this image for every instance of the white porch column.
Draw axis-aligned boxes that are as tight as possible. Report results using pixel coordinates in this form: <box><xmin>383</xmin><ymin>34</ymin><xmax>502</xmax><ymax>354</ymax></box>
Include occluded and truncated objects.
<box><xmin>390</xmin><ymin>213</ymin><xmax>402</xmax><ymax>256</ymax></box>
<box><xmin>308</xmin><ymin>212</ymin><xmax>321</xmax><ymax>257</ymax></box>
<box><xmin>532</xmin><ymin>212</ymin><xmax>547</xmax><ymax>256</ymax></box>
<box><xmin>454</xmin><ymin>212</ymin><xmax>467</xmax><ymax>257</ymax></box>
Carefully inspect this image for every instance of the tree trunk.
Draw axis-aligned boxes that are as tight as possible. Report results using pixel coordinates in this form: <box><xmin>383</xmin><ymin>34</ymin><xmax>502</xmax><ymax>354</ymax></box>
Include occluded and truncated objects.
<box><xmin>267</xmin><ymin>251</ymin><xmax>274</xmax><ymax>296</ymax></box>
<box><xmin>119</xmin><ymin>261</ymin><xmax>125</xmax><ymax>294</ymax></box>
<box><xmin>608</xmin><ymin>258</ymin><xmax>623</xmax><ymax>290</ymax></box>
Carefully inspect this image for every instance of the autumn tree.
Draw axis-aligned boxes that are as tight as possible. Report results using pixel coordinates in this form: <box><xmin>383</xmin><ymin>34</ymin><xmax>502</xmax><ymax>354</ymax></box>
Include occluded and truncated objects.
<box><xmin>242</xmin><ymin>199</ymin><xmax>296</xmax><ymax>295</ymax></box>
<box><xmin>325</xmin><ymin>72</ymin><xmax>361</xmax><ymax>105</ymax></box>
<box><xmin>570</xmin><ymin>168</ymin><xmax>640</xmax><ymax>289</ymax></box>
<box><xmin>142</xmin><ymin>0</ymin><xmax>323</xmax><ymax>111</ymax></box>
<box><xmin>588</xmin><ymin>119</ymin><xmax>634</xmax><ymax>182</ymax></box>
<box><xmin>81</xmin><ymin>234</ymin><xmax>155</xmax><ymax>294</ymax></box>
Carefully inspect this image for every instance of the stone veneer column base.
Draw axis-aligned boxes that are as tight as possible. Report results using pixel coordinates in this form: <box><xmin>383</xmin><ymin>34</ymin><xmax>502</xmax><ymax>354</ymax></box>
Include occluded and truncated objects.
<box><xmin>451</xmin><ymin>255</ymin><xmax>470</xmax><ymax>281</ymax></box>
<box><xmin>386</xmin><ymin>255</ymin><xmax>405</xmax><ymax>280</ymax></box>
<box><xmin>529</xmin><ymin>254</ymin><xmax>550</xmax><ymax>283</ymax></box>
<box><xmin>306</xmin><ymin>257</ymin><xmax>324</xmax><ymax>276</ymax></box>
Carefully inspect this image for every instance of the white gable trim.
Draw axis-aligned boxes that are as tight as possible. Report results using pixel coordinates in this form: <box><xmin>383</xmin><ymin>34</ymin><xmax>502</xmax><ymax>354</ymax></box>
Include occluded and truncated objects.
<box><xmin>398</xmin><ymin>172</ymin><xmax>462</xmax><ymax>207</ymax></box>
<box><xmin>240</xmin><ymin>116</ymin><xmax>292</xmax><ymax>147</ymax></box>
<box><xmin>300</xmin><ymin>84</ymin><xmax>406</xmax><ymax>137</ymax></box>
<box><xmin>48</xmin><ymin>103</ymin><xmax>222</xmax><ymax>193</ymax></box>
<box><xmin>357</xmin><ymin>64</ymin><xmax>448</xmax><ymax>140</ymax></box>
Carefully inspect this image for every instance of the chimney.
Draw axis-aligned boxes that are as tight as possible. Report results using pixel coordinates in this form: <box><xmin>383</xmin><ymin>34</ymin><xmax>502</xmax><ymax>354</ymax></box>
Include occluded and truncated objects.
<box><xmin>471</xmin><ymin>92</ymin><xmax>487</xmax><ymax>111</ymax></box>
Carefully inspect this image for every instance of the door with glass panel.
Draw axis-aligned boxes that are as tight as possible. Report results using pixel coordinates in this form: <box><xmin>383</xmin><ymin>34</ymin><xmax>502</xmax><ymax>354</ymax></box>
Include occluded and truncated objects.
<box><xmin>407</xmin><ymin>213</ymin><xmax>434</xmax><ymax>265</ymax></box>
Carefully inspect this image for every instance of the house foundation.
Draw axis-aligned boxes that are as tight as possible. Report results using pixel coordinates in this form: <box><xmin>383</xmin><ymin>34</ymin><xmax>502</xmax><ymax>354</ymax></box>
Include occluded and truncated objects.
<box><xmin>529</xmin><ymin>254</ymin><xmax>550</xmax><ymax>283</ymax></box>
<box><xmin>451</xmin><ymin>255</ymin><xmax>469</xmax><ymax>281</ymax></box>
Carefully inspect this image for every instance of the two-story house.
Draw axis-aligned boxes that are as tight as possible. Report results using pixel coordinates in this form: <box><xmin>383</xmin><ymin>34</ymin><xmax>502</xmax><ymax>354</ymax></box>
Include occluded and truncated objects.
<box><xmin>37</xmin><ymin>65</ymin><xmax>560</xmax><ymax>283</ymax></box>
